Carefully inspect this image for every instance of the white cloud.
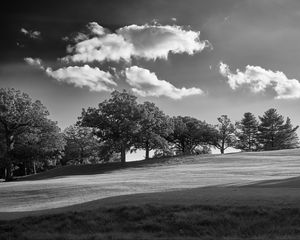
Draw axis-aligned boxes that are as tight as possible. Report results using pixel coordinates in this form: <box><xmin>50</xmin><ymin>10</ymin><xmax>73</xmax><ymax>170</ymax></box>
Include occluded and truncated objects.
<box><xmin>63</xmin><ymin>34</ymin><xmax>133</xmax><ymax>63</ymax></box>
<box><xmin>20</xmin><ymin>28</ymin><xmax>41</xmax><ymax>39</ymax></box>
<box><xmin>24</xmin><ymin>57</ymin><xmax>44</xmax><ymax>69</ymax></box>
<box><xmin>125</xmin><ymin>66</ymin><xmax>203</xmax><ymax>99</ymax></box>
<box><xmin>63</xmin><ymin>22</ymin><xmax>210</xmax><ymax>63</ymax></box>
<box><xmin>118</xmin><ymin>24</ymin><xmax>208</xmax><ymax>60</ymax></box>
<box><xmin>219</xmin><ymin>62</ymin><xmax>300</xmax><ymax>99</ymax></box>
<box><xmin>45</xmin><ymin>65</ymin><xmax>117</xmax><ymax>92</ymax></box>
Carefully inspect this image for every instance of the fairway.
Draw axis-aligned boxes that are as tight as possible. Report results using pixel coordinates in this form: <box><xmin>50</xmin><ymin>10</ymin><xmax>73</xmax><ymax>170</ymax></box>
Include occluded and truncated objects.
<box><xmin>1</xmin><ymin>149</ymin><xmax>300</xmax><ymax>214</ymax></box>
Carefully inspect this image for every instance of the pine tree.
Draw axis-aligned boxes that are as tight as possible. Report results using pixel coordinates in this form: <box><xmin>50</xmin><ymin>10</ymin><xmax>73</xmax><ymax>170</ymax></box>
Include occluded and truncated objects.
<box><xmin>278</xmin><ymin>117</ymin><xmax>299</xmax><ymax>149</ymax></box>
<box><xmin>236</xmin><ymin>112</ymin><xmax>259</xmax><ymax>151</ymax></box>
<box><xmin>258</xmin><ymin>108</ymin><xmax>299</xmax><ymax>150</ymax></box>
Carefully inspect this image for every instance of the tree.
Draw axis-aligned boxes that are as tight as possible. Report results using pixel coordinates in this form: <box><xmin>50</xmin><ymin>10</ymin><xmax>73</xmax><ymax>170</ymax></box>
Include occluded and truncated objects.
<box><xmin>209</xmin><ymin>115</ymin><xmax>236</xmax><ymax>154</ymax></box>
<box><xmin>79</xmin><ymin>90</ymin><xmax>141</xmax><ymax>163</ymax></box>
<box><xmin>258</xmin><ymin>108</ymin><xmax>298</xmax><ymax>150</ymax></box>
<box><xmin>63</xmin><ymin>125</ymin><xmax>101</xmax><ymax>165</ymax></box>
<box><xmin>235</xmin><ymin>112</ymin><xmax>259</xmax><ymax>151</ymax></box>
<box><xmin>13</xmin><ymin>118</ymin><xmax>65</xmax><ymax>175</ymax></box>
<box><xmin>168</xmin><ymin>116</ymin><xmax>210</xmax><ymax>155</ymax></box>
<box><xmin>0</xmin><ymin>88</ymin><xmax>50</xmax><ymax>180</ymax></box>
<box><xmin>134</xmin><ymin>102</ymin><xmax>173</xmax><ymax>160</ymax></box>
<box><xmin>279</xmin><ymin>117</ymin><xmax>299</xmax><ymax>149</ymax></box>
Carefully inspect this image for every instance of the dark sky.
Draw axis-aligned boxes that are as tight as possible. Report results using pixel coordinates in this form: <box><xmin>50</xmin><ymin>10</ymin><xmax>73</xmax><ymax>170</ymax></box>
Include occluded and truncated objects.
<box><xmin>1</xmin><ymin>0</ymin><xmax>300</xmax><ymax>139</ymax></box>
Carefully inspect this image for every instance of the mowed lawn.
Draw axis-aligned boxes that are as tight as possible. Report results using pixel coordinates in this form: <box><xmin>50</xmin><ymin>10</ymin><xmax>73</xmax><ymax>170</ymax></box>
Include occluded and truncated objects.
<box><xmin>1</xmin><ymin>148</ymin><xmax>300</xmax><ymax>214</ymax></box>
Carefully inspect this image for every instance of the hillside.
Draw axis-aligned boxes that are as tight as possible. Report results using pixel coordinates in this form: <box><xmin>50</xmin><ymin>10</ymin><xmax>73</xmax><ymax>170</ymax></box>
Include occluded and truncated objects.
<box><xmin>0</xmin><ymin>148</ymin><xmax>300</xmax><ymax>219</ymax></box>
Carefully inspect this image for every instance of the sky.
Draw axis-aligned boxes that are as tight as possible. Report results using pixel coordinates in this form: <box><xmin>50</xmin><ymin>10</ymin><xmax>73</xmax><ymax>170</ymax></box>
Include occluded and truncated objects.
<box><xmin>1</xmin><ymin>0</ymin><xmax>300</xmax><ymax>157</ymax></box>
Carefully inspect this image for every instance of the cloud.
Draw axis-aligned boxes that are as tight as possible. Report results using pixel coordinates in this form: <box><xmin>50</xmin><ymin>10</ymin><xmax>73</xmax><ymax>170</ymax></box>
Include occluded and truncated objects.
<box><xmin>24</xmin><ymin>56</ymin><xmax>116</xmax><ymax>92</ymax></box>
<box><xmin>125</xmin><ymin>66</ymin><xmax>203</xmax><ymax>99</ymax></box>
<box><xmin>219</xmin><ymin>62</ymin><xmax>300</xmax><ymax>99</ymax></box>
<box><xmin>45</xmin><ymin>65</ymin><xmax>116</xmax><ymax>92</ymax></box>
<box><xmin>20</xmin><ymin>28</ymin><xmax>41</xmax><ymax>39</ymax></box>
<box><xmin>63</xmin><ymin>22</ymin><xmax>210</xmax><ymax>63</ymax></box>
<box><xmin>24</xmin><ymin>57</ymin><xmax>44</xmax><ymax>69</ymax></box>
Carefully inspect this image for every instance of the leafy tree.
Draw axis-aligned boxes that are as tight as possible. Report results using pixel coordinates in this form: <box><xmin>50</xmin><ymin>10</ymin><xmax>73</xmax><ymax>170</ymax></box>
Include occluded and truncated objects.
<box><xmin>168</xmin><ymin>116</ymin><xmax>210</xmax><ymax>155</ymax></box>
<box><xmin>0</xmin><ymin>88</ymin><xmax>50</xmax><ymax>180</ymax></box>
<box><xmin>134</xmin><ymin>102</ymin><xmax>173</xmax><ymax>160</ymax></box>
<box><xmin>79</xmin><ymin>90</ymin><xmax>141</xmax><ymax>163</ymax></box>
<box><xmin>209</xmin><ymin>115</ymin><xmax>236</xmax><ymax>154</ymax></box>
<box><xmin>63</xmin><ymin>125</ymin><xmax>101</xmax><ymax>165</ymax></box>
<box><xmin>13</xmin><ymin>119</ymin><xmax>65</xmax><ymax>175</ymax></box>
<box><xmin>235</xmin><ymin>112</ymin><xmax>259</xmax><ymax>151</ymax></box>
<box><xmin>258</xmin><ymin>109</ymin><xmax>298</xmax><ymax>150</ymax></box>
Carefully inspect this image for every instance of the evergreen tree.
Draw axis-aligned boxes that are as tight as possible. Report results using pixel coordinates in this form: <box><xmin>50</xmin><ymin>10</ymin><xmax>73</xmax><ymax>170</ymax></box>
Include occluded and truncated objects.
<box><xmin>236</xmin><ymin>112</ymin><xmax>259</xmax><ymax>151</ymax></box>
<box><xmin>278</xmin><ymin>117</ymin><xmax>299</xmax><ymax>149</ymax></box>
<box><xmin>258</xmin><ymin>108</ymin><xmax>299</xmax><ymax>150</ymax></box>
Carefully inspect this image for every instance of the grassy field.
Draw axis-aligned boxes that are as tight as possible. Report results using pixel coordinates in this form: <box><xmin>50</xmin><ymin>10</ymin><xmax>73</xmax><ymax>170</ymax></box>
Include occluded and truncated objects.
<box><xmin>1</xmin><ymin>149</ymin><xmax>300</xmax><ymax>239</ymax></box>
<box><xmin>1</xmin><ymin>149</ymin><xmax>300</xmax><ymax>213</ymax></box>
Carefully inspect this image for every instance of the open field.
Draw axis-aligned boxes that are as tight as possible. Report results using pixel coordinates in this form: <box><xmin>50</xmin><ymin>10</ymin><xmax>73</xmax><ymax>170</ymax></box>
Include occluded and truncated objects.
<box><xmin>1</xmin><ymin>149</ymin><xmax>300</xmax><ymax>239</ymax></box>
<box><xmin>0</xmin><ymin>149</ymin><xmax>300</xmax><ymax>215</ymax></box>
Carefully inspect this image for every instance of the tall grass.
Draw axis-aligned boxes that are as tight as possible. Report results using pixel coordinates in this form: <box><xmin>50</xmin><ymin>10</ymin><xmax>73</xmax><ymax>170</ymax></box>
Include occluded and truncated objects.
<box><xmin>1</xmin><ymin>204</ymin><xmax>300</xmax><ymax>240</ymax></box>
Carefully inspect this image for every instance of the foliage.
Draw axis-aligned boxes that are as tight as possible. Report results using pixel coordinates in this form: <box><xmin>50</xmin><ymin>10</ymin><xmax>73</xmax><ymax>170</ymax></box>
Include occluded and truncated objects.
<box><xmin>63</xmin><ymin>125</ymin><xmax>100</xmax><ymax>165</ymax></box>
<box><xmin>79</xmin><ymin>90</ymin><xmax>142</xmax><ymax>163</ymax></box>
<box><xmin>0</xmin><ymin>88</ymin><xmax>57</xmax><ymax>180</ymax></box>
<box><xmin>133</xmin><ymin>102</ymin><xmax>173</xmax><ymax>159</ymax></box>
<box><xmin>235</xmin><ymin>112</ymin><xmax>259</xmax><ymax>151</ymax></box>
<box><xmin>208</xmin><ymin>115</ymin><xmax>237</xmax><ymax>154</ymax></box>
<box><xmin>168</xmin><ymin>116</ymin><xmax>211</xmax><ymax>155</ymax></box>
<box><xmin>12</xmin><ymin>118</ymin><xmax>65</xmax><ymax>175</ymax></box>
<box><xmin>258</xmin><ymin>108</ymin><xmax>299</xmax><ymax>150</ymax></box>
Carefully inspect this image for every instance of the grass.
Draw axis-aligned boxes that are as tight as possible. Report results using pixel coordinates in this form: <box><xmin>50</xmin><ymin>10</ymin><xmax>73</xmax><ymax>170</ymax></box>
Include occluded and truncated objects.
<box><xmin>1</xmin><ymin>149</ymin><xmax>300</xmax><ymax>239</ymax></box>
<box><xmin>1</xmin><ymin>204</ymin><xmax>300</xmax><ymax>240</ymax></box>
<box><xmin>1</xmin><ymin>149</ymin><xmax>300</xmax><ymax>213</ymax></box>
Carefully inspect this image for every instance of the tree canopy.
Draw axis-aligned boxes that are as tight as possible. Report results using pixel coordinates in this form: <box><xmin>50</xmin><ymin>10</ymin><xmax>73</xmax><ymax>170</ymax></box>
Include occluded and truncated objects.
<box><xmin>79</xmin><ymin>90</ymin><xmax>142</xmax><ymax>163</ymax></box>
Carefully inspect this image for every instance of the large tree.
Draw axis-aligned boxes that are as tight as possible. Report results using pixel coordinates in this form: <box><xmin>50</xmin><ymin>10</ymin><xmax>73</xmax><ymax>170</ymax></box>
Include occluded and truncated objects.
<box><xmin>235</xmin><ymin>112</ymin><xmax>259</xmax><ymax>151</ymax></box>
<box><xmin>13</xmin><ymin>118</ymin><xmax>65</xmax><ymax>175</ymax></box>
<box><xmin>0</xmin><ymin>88</ymin><xmax>51</xmax><ymax>180</ymax></box>
<box><xmin>209</xmin><ymin>115</ymin><xmax>236</xmax><ymax>154</ymax></box>
<box><xmin>258</xmin><ymin>109</ymin><xmax>299</xmax><ymax>150</ymax></box>
<box><xmin>133</xmin><ymin>102</ymin><xmax>173</xmax><ymax>160</ymax></box>
<box><xmin>79</xmin><ymin>90</ymin><xmax>141</xmax><ymax>163</ymax></box>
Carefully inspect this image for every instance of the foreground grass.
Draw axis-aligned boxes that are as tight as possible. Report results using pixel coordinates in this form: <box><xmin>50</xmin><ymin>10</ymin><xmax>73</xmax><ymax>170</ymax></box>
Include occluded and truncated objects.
<box><xmin>1</xmin><ymin>204</ymin><xmax>300</xmax><ymax>240</ymax></box>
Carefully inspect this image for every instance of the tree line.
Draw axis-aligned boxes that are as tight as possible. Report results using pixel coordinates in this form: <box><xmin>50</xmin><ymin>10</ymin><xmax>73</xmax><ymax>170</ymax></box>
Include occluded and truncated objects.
<box><xmin>0</xmin><ymin>88</ymin><xmax>299</xmax><ymax>180</ymax></box>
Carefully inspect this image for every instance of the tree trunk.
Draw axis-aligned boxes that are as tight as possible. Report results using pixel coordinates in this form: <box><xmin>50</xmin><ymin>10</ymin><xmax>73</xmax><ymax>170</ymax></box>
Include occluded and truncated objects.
<box><xmin>145</xmin><ymin>140</ymin><xmax>150</xmax><ymax>160</ymax></box>
<box><xmin>4</xmin><ymin>163</ymin><xmax>12</xmax><ymax>181</ymax></box>
<box><xmin>220</xmin><ymin>138</ymin><xmax>225</xmax><ymax>154</ymax></box>
<box><xmin>33</xmin><ymin>161</ymin><xmax>37</xmax><ymax>174</ymax></box>
<box><xmin>120</xmin><ymin>143</ymin><xmax>126</xmax><ymax>164</ymax></box>
<box><xmin>4</xmin><ymin>134</ymin><xmax>14</xmax><ymax>181</ymax></box>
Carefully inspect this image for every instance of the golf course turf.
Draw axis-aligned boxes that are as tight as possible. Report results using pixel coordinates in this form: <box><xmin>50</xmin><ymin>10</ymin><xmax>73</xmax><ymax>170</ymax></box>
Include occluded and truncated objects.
<box><xmin>1</xmin><ymin>149</ymin><xmax>300</xmax><ymax>239</ymax></box>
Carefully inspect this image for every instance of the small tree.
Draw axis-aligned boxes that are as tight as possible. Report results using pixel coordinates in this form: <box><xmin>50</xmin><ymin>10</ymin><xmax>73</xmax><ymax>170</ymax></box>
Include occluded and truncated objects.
<box><xmin>209</xmin><ymin>115</ymin><xmax>236</xmax><ymax>154</ymax></box>
<box><xmin>235</xmin><ymin>112</ymin><xmax>259</xmax><ymax>151</ymax></box>
<box><xmin>168</xmin><ymin>116</ymin><xmax>210</xmax><ymax>155</ymax></box>
<box><xmin>79</xmin><ymin>90</ymin><xmax>141</xmax><ymax>163</ymax></box>
<box><xmin>134</xmin><ymin>102</ymin><xmax>173</xmax><ymax>160</ymax></box>
<box><xmin>63</xmin><ymin>125</ymin><xmax>100</xmax><ymax>165</ymax></box>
